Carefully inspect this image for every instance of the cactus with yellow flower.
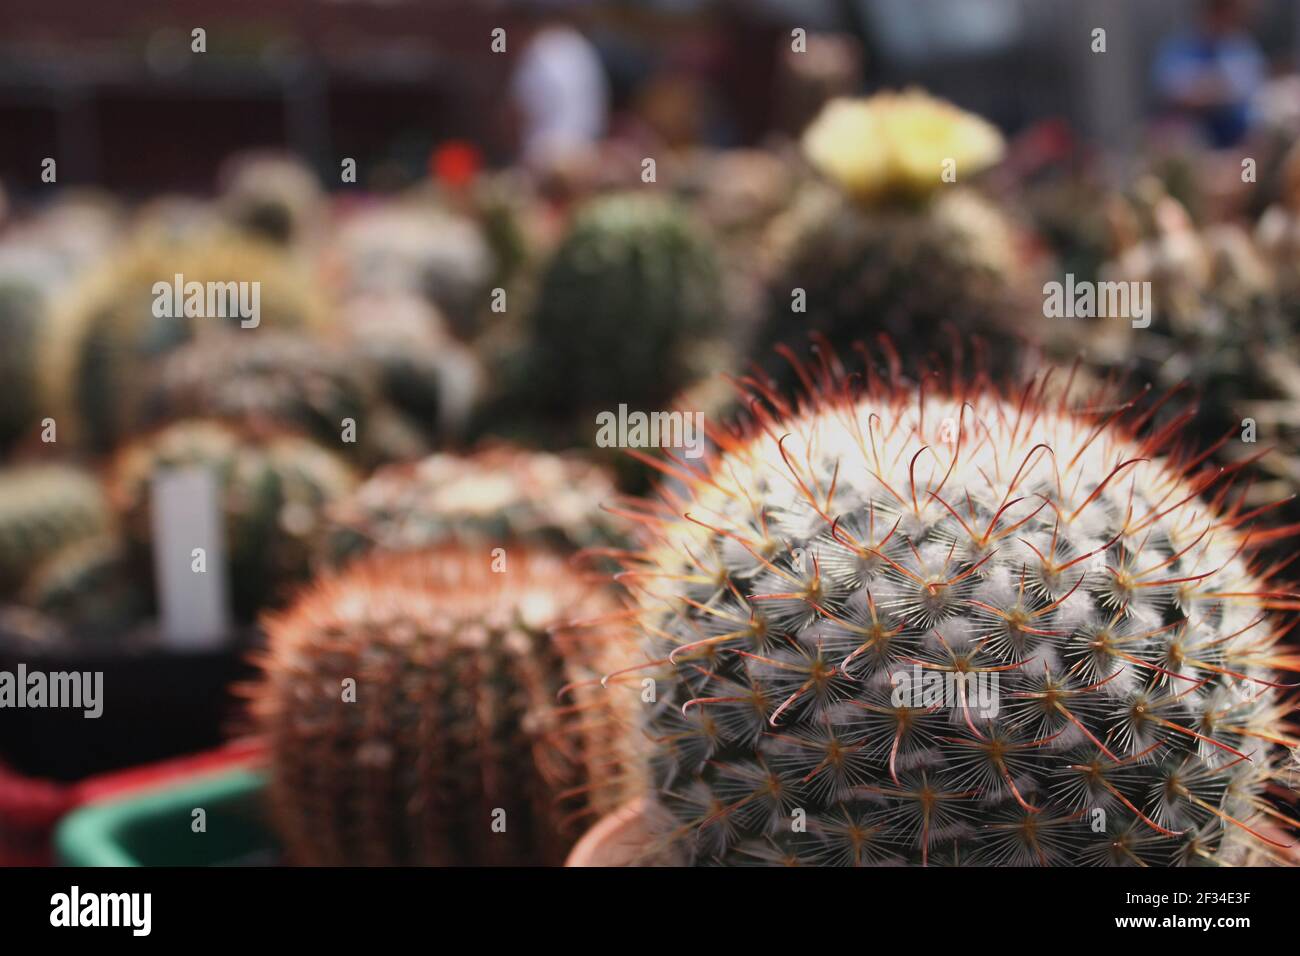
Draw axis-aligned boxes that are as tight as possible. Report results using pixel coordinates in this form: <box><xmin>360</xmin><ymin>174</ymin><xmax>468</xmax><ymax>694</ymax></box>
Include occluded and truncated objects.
<box><xmin>757</xmin><ymin>90</ymin><xmax>1025</xmax><ymax>387</ymax></box>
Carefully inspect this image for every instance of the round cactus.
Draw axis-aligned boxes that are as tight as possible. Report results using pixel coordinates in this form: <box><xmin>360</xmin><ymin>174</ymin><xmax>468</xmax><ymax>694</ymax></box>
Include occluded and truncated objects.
<box><xmin>19</xmin><ymin>533</ymin><xmax>144</xmax><ymax>632</ymax></box>
<box><xmin>330</xmin><ymin>205</ymin><xmax>495</xmax><ymax>340</ymax></box>
<box><xmin>250</xmin><ymin>546</ymin><xmax>636</xmax><ymax>865</ymax></box>
<box><xmin>108</xmin><ymin>420</ymin><xmax>357</xmax><ymax>621</ymax></box>
<box><xmin>0</xmin><ymin>221</ymin><xmax>91</xmax><ymax>452</ymax></box>
<box><xmin>337</xmin><ymin>292</ymin><xmax>483</xmax><ymax>445</ymax></box>
<box><xmin>0</xmin><ymin>464</ymin><xmax>112</xmax><ymax>595</ymax></box>
<box><xmin>757</xmin><ymin>91</ymin><xmax>1021</xmax><ymax>387</ymax></box>
<box><xmin>760</xmin><ymin>186</ymin><xmax>1021</xmax><ymax>373</ymax></box>
<box><xmin>0</xmin><ymin>273</ymin><xmax>47</xmax><ymax>451</ymax></box>
<box><xmin>613</xmin><ymin>355</ymin><xmax>1298</xmax><ymax>866</ymax></box>
<box><xmin>320</xmin><ymin>445</ymin><xmax>625</xmax><ymax>567</ymax></box>
<box><xmin>1089</xmin><ymin>201</ymin><xmax>1292</xmax><ymax>511</ymax></box>
<box><xmin>523</xmin><ymin>193</ymin><xmax>726</xmax><ymax>425</ymax></box>
<box><xmin>1018</xmin><ymin>165</ymin><xmax>1122</xmax><ymax>289</ymax></box>
<box><xmin>1103</xmin><ymin>199</ymin><xmax>1278</xmax><ymax>344</ymax></box>
<box><xmin>147</xmin><ymin>333</ymin><xmax>375</xmax><ymax>448</ymax></box>
<box><xmin>145</xmin><ymin>329</ymin><xmax>436</xmax><ymax>468</ymax></box>
<box><xmin>218</xmin><ymin>152</ymin><xmax>324</xmax><ymax>247</ymax></box>
<box><xmin>45</xmin><ymin>234</ymin><xmax>330</xmax><ymax>451</ymax></box>
<box><xmin>1257</xmin><ymin>146</ymin><xmax>1300</xmax><ymax>319</ymax></box>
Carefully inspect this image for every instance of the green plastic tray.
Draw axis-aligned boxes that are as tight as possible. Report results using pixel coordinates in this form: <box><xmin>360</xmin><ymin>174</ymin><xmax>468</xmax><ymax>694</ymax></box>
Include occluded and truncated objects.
<box><xmin>56</xmin><ymin>768</ymin><xmax>278</xmax><ymax>866</ymax></box>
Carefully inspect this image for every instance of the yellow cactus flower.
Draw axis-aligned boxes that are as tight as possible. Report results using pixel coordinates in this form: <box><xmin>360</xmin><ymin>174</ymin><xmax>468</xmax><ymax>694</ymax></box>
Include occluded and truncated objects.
<box><xmin>801</xmin><ymin>90</ymin><xmax>1005</xmax><ymax>204</ymax></box>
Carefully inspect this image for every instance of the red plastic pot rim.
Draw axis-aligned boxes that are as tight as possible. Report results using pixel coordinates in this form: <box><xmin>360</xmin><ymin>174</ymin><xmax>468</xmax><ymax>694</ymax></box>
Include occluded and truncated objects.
<box><xmin>0</xmin><ymin>738</ymin><xmax>265</xmax><ymax>834</ymax></box>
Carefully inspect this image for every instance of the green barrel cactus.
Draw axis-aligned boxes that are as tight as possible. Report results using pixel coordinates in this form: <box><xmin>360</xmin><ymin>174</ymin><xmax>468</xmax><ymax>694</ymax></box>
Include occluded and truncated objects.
<box><xmin>522</xmin><ymin>193</ymin><xmax>726</xmax><ymax>427</ymax></box>
<box><xmin>108</xmin><ymin>419</ymin><xmax>357</xmax><ymax>621</ymax></box>
<box><xmin>0</xmin><ymin>464</ymin><xmax>111</xmax><ymax>596</ymax></box>
<box><xmin>19</xmin><ymin>533</ymin><xmax>145</xmax><ymax>633</ymax></box>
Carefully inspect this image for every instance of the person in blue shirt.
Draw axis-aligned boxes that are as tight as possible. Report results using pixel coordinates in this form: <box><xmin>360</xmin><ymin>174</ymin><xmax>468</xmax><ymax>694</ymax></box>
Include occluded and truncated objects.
<box><xmin>1152</xmin><ymin>0</ymin><xmax>1267</xmax><ymax>147</ymax></box>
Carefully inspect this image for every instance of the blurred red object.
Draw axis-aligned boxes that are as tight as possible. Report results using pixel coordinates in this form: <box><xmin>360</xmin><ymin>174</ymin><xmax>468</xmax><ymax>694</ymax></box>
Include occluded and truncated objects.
<box><xmin>1002</xmin><ymin>118</ymin><xmax>1087</xmax><ymax>180</ymax></box>
<box><xmin>431</xmin><ymin>140</ymin><xmax>482</xmax><ymax>188</ymax></box>
<box><xmin>0</xmin><ymin>769</ymin><xmax>70</xmax><ymax>866</ymax></box>
<box><xmin>0</xmin><ymin>738</ymin><xmax>264</xmax><ymax>866</ymax></box>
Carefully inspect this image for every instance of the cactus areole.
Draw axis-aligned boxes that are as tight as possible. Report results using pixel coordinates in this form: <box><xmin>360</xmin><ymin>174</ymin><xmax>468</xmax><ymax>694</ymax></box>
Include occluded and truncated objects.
<box><xmin>615</xmin><ymin>354</ymin><xmax>1298</xmax><ymax>866</ymax></box>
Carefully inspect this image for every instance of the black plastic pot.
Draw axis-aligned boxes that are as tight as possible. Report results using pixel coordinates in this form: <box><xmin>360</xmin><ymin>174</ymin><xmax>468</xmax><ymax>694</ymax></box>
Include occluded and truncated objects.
<box><xmin>0</xmin><ymin>621</ymin><xmax>259</xmax><ymax>782</ymax></box>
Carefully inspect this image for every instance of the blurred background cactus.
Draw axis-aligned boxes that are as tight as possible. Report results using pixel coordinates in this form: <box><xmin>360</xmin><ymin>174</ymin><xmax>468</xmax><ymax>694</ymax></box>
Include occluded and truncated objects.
<box><xmin>108</xmin><ymin>420</ymin><xmax>356</xmax><ymax>621</ymax></box>
<box><xmin>335</xmin><ymin>292</ymin><xmax>484</xmax><ymax>449</ymax></box>
<box><xmin>321</xmin><ymin>445</ymin><xmax>625</xmax><ymax>567</ymax></box>
<box><xmin>755</xmin><ymin>91</ymin><xmax>1026</xmax><ymax>387</ymax></box>
<box><xmin>45</xmin><ymin>235</ymin><xmax>330</xmax><ymax>453</ymax></box>
<box><xmin>498</xmin><ymin>193</ymin><xmax>729</xmax><ymax>444</ymax></box>
<box><xmin>19</xmin><ymin>533</ymin><xmax>143</xmax><ymax>633</ymax></box>
<box><xmin>1256</xmin><ymin>140</ymin><xmax>1300</xmax><ymax>320</ymax></box>
<box><xmin>147</xmin><ymin>333</ymin><xmax>375</xmax><ymax>449</ymax></box>
<box><xmin>250</xmin><ymin>546</ymin><xmax>635</xmax><ymax>865</ymax></box>
<box><xmin>217</xmin><ymin>152</ymin><xmax>326</xmax><ymax>249</ymax></box>
<box><xmin>327</xmin><ymin>204</ymin><xmax>495</xmax><ymax>342</ymax></box>
<box><xmin>0</xmin><ymin>266</ymin><xmax>49</xmax><ymax>453</ymax></box>
<box><xmin>0</xmin><ymin>464</ymin><xmax>111</xmax><ymax>596</ymax></box>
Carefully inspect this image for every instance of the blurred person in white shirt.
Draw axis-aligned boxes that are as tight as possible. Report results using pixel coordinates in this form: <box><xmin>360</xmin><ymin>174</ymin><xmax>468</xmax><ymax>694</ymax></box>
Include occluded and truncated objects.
<box><xmin>510</xmin><ymin>5</ymin><xmax>611</xmax><ymax>167</ymax></box>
